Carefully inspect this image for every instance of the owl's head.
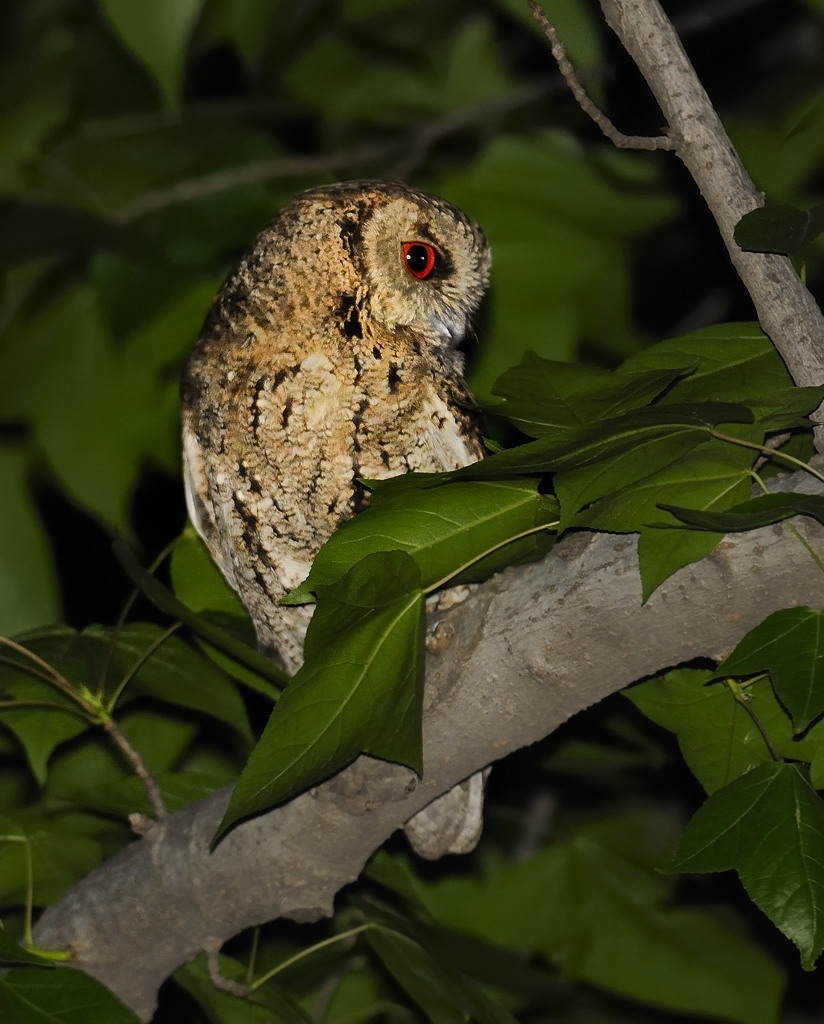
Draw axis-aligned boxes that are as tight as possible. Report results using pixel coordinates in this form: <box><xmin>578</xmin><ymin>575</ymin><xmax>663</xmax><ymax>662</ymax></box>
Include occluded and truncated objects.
<box><xmin>294</xmin><ymin>180</ymin><xmax>490</xmax><ymax>347</ymax></box>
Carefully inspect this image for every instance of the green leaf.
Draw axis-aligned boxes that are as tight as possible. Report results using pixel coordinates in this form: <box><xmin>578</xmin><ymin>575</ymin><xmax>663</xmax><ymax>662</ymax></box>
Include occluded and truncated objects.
<box><xmin>365</xmin><ymin>922</ymin><xmax>517</xmax><ymax>1024</ymax></box>
<box><xmin>490</xmin><ymin>352</ymin><xmax>685</xmax><ymax>437</ymax></box>
<box><xmin>627</xmin><ymin>667</ymin><xmax>824</xmax><ymax>795</ymax></box>
<box><xmin>634</xmin><ymin>445</ymin><xmax>755</xmax><ymax>598</ymax></box>
<box><xmin>217</xmin><ymin>552</ymin><xmax>425</xmax><ymax>838</ymax></box>
<box><xmin>285</xmin><ymin>13</ymin><xmax>511</xmax><ymax>127</ymax></box>
<box><xmin>716</xmin><ymin>608</ymin><xmax>824</xmax><ymax>734</ymax></box>
<box><xmin>0</xmin><ymin>623</ymin><xmax>252</xmax><ymax>781</ymax></box>
<box><xmin>559</xmin><ymin>433</ymin><xmax>754</xmax><ymax>534</ymax></box>
<box><xmin>41</xmin><ymin>711</ymin><xmax>197</xmax><ymax>818</ymax></box>
<box><xmin>119</xmin><ymin>537</ymin><xmax>284</xmax><ymax>699</ymax></box>
<box><xmin>323</xmin><ymin>967</ymin><xmax>388</xmax><ymax>1024</ymax></box>
<box><xmin>734</xmin><ymin>202</ymin><xmax>824</xmax><ymax>258</ymax></box>
<box><xmin>0</xmin><ymin>444</ymin><xmax>59</xmax><ymax>635</ymax></box>
<box><xmin>0</xmin><ymin>79</ymin><xmax>72</xmax><ymax>194</ymax></box>
<box><xmin>97</xmin><ymin>0</ymin><xmax>206</xmax><ymax>109</ymax></box>
<box><xmin>196</xmin><ymin>0</ymin><xmax>278</xmax><ymax>70</ymax></box>
<box><xmin>170</xmin><ymin>526</ymin><xmax>252</xmax><ymax>622</ymax></box>
<box><xmin>27</xmin><ymin>119</ymin><xmax>282</xmax><ymax>220</ymax></box>
<box><xmin>87</xmin><ymin>624</ymin><xmax>253</xmax><ymax>742</ymax></box>
<box><xmin>0</xmin><ymin>632</ymin><xmax>91</xmax><ymax>785</ymax></box>
<box><xmin>0</xmin><ymin>204</ymin><xmax>115</xmax><ymax>267</ymax></box>
<box><xmin>626</xmin><ymin>670</ymin><xmax>778</xmax><ymax>794</ymax></box>
<box><xmin>636</xmin><ymin>527</ymin><xmax>729</xmax><ymax>604</ymax></box>
<box><xmin>0</xmin><ymin>282</ymin><xmax>204</xmax><ymax>528</ymax></box>
<box><xmin>360</xmin><ymin>877</ymin><xmax>564</xmax><ymax>1008</ymax></box>
<box><xmin>471</xmin><ymin>409</ymin><xmax>757</xmax><ymax>596</ymax></box>
<box><xmin>438</xmin><ymin>16</ymin><xmax>513</xmax><ymax>110</ymax></box>
<box><xmin>755</xmin><ymin>383</ymin><xmax>824</xmax><ymax>432</ymax></box>
<box><xmin>0</xmin><ymin>966</ymin><xmax>141</xmax><ymax>1023</ymax></box>
<box><xmin>619</xmin><ymin>323</ymin><xmax>795</xmax><ymax>419</ymax></box>
<box><xmin>661</xmin><ymin>491</ymin><xmax>824</xmax><ymax>533</ymax></box>
<box><xmin>673</xmin><ymin>761</ymin><xmax>824</xmax><ymax>970</ymax></box>
<box><xmin>0</xmin><ymin>813</ymin><xmax>102</xmax><ymax>907</ymax></box>
<box><xmin>454</xmin><ymin>402</ymin><xmax>754</xmax><ymax>481</ymax></box>
<box><xmin>286</xmin><ymin>478</ymin><xmax>556</xmax><ymax>604</ymax></box>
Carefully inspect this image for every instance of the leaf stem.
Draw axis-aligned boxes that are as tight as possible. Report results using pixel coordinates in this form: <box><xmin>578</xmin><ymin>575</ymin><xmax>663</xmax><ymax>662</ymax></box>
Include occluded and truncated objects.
<box><xmin>0</xmin><ymin>637</ymin><xmax>75</xmax><ymax>698</ymax></box>
<box><xmin>112</xmin><ymin>539</ymin><xmax>287</xmax><ymax>693</ymax></box>
<box><xmin>9</xmin><ymin>833</ymin><xmax>36</xmax><ymax>947</ymax></box>
<box><xmin>106</xmin><ymin>622</ymin><xmax>182</xmax><ymax>711</ymax></box>
<box><xmin>245</xmin><ymin>926</ymin><xmax>260</xmax><ymax>987</ymax></box>
<box><xmin>99</xmin><ymin>539</ymin><xmax>178</xmax><ymax>697</ymax></box>
<box><xmin>423</xmin><ymin>521</ymin><xmax>558</xmax><ymax>595</ymax></box>
<box><xmin>750</xmin><ymin>470</ymin><xmax>824</xmax><ymax>574</ymax></box>
<box><xmin>0</xmin><ymin>698</ymin><xmax>91</xmax><ymax>720</ymax></box>
<box><xmin>0</xmin><ymin>834</ymin><xmax>71</xmax><ymax>958</ymax></box>
<box><xmin>249</xmin><ymin>924</ymin><xmax>370</xmax><ymax>991</ymax></box>
<box><xmin>103</xmin><ymin>718</ymin><xmax>168</xmax><ymax>819</ymax></box>
<box><xmin>712</xmin><ymin>430</ymin><xmax>824</xmax><ymax>485</ymax></box>
<box><xmin>724</xmin><ymin>678</ymin><xmax>779</xmax><ymax>762</ymax></box>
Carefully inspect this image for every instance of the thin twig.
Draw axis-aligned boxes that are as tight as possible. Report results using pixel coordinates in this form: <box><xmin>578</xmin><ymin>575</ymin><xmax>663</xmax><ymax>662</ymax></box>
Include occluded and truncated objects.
<box><xmin>111</xmin><ymin>84</ymin><xmax>551</xmax><ymax>225</ymax></box>
<box><xmin>104</xmin><ymin>718</ymin><xmax>168</xmax><ymax>819</ymax></box>
<box><xmin>111</xmin><ymin>142</ymin><xmax>395</xmax><ymax>224</ymax></box>
<box><xmin>388</xmin><ymin>80</ymin><xmax>554</xmax><ymax>179</ymax></box>
<box><xmin>527</xmin><ymin>0</ymin><xmax>676</xmax><ymax>151</ymax></box>
<box><xmin>204</xmin><ymin>939</ymin><xmax>251</xmax><ymax>997</ymax></box>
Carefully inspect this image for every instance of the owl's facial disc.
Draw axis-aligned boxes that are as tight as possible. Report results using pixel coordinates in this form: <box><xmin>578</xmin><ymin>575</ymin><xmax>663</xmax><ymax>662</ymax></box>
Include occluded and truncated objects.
<box><xmin>360</xmin><ymin>194</ymin><xmax>490</xmax><ymax>347</ymax></box>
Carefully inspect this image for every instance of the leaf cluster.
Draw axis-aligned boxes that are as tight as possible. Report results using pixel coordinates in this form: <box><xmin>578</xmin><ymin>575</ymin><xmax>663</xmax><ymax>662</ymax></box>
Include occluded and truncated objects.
<box><xmin>627</xmin><ymin>605</ymin><xmax>824</xmax><ymax>972</ymax></box>
<box><xmin>217</xmin><ymin>319</ymin><xmax>820</xmax><ymax>835</ymax></box>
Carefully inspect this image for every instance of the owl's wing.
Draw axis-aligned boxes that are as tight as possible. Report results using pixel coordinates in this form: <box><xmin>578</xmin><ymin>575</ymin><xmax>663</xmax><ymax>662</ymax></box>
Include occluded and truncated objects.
<box><xmin>181</xmin><ymin>425</ymin><xmax>240</xmax><ymax>588</ymax></box>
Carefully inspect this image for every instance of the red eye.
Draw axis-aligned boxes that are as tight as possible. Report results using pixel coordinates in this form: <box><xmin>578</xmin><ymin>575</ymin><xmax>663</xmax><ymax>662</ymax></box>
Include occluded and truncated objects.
<box><xmin>402</xmin><ymin>241</ymin><xmax>436</xmax><ymax>279</ymax></box>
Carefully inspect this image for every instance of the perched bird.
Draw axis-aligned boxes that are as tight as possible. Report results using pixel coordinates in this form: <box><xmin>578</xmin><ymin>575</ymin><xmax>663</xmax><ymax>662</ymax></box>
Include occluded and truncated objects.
<box><xmin>181</xmin><ymin>180</ymin><xmax>490</xmax><ymax>857</ymax></box>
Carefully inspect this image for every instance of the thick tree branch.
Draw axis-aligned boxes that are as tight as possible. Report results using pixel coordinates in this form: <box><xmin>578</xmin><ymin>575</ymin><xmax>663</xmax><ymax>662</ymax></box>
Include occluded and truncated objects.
<box><xmin>532</xmin><ymin>0</ymin><xmax>824</xmax><ymax>437</ymax></box>
<box><xmin>597</xmin><ymin>0</ymin><xmax>824</xmax><ymax>428</ymax></box>
<box><xmin>33</xmin><ymin>466</ymin><xmax>824</xmax><ymax>1019</ymax></box>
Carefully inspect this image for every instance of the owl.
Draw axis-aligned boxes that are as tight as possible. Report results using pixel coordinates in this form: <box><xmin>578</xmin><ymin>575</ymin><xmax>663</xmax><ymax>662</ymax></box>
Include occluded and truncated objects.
<box><xmin>181</xmin><ymin>180</ymin><xmax>490</xmax><ymax>858</ymax></box>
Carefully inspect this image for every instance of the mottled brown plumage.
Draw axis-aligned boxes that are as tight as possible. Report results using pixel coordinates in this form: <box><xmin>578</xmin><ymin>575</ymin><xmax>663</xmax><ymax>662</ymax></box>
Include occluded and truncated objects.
<box><xmin>181</xmin><ymin>180</ymin><xmax>490</xmax><ymax>856</ymax></box>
